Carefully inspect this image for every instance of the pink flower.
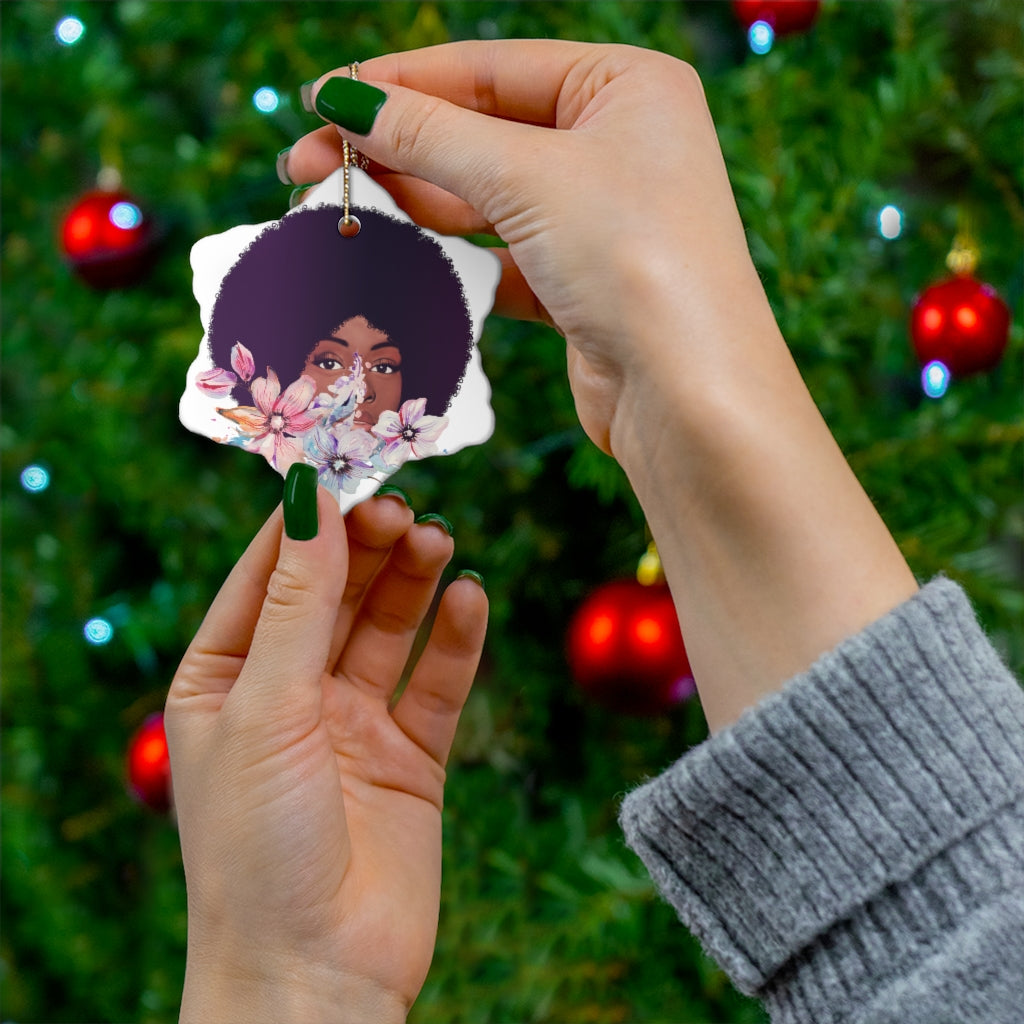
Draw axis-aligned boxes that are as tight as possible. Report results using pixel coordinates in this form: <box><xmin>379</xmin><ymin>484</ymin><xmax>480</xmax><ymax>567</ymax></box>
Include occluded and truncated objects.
<box><xmin>218</xmin><ymin>370</ymin><xmax>318</xmax><ymax>471</ymax></box>
<box><xmin>230</xmin><ymin>342</ymin><xmax>256</xmax><ymax>383</ymax></box>
<box><xmin>196</xmin><ymin>366</ymin><xmax>238</xmax><ymax>398</ymax></box>
<box><xmin>372</xmin><ymin>397</ymin><xmax>448</xmax><ymax>465</ymax></box>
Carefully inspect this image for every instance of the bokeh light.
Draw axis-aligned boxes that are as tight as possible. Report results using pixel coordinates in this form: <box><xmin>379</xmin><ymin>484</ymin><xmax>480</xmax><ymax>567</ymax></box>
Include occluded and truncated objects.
<box><xmin>83</xmin><ymin>617</ymin><xmax>114</xmax><ymax>645</ymax></box>
<box><xmin>878</xmin><ymin>204</ymin><xmax>903</xmax><ymax>239</ymax></box>
<box><xmin>253</xmin><ymin>86</ymin><xmax>280</xmax><ymax>113</ymax></box>
<box><xmin>20</xmin><ymin>465</ymin><xmax>51</xmax><ymax>493</ymax></box>
<box><xmin>922</xmin><ymin>360</ymin><xmax>951</xmax><ymax>399</ymax></box>
<box><xmin>749</xmin><ymin>20</ymin><xmax>775</xmax><ymax>54</ymax></box>
<box><xmin>109</xmin><ymin>201</ymin><xmax>143</xmax><ymax>230</ymax></box>
<box><xmin>55</xmin><ymin>16</ymin><xmax>85</xmax><ymax>46</ymax></box>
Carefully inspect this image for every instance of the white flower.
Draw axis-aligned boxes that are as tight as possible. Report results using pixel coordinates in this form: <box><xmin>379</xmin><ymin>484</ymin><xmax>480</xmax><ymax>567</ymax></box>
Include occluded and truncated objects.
<box><xmin>372</xmin><ymin>397</ymin><xmax>448</xmax><ymax>466</ymax></box>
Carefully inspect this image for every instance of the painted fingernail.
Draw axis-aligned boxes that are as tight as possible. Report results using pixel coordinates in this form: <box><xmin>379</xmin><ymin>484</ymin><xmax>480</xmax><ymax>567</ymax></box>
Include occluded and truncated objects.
<box><xmin>299</xmin><ymin>79</ymin><xmax>317</xmax><ymax>113</ymax></box>
<box><xmin>456</xmin><ymin>569</ymin><xmax>485</xmax><ymax>590</ymax></box>
<box><xmin>314</xmin><ymin>76</ymin><xmax>387</xmax><ymax>136</ymax></box>
<box><xmin>375</xmin><ymin>484</ymin><xmax>411</xmax><ymax>507</ymax></box>
<box><xmin>275</xmin><ymin>147</ymin><xmax>293</xmax><ymax>185</ymax></box>
<box><xmin>288</xmin><ymin>184</ymin><xmax>317</xmax><ymax>209</ymax></box>
<box><xmin>283</xmin><ymin>463</ymin><xmax>319</xmax><ymax>540</ymax></box>
<box><xmin>414</xmin><ymin>512</ymin><xmax>453</xmax><ymax>536</ymax></box>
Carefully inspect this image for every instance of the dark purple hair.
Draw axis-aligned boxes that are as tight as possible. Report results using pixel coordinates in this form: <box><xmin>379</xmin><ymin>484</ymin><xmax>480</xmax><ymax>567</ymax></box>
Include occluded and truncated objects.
<box><xmin>207</xmin><ymin>206</ymin><xmax>474</xmax><ymax>415</ymax></box>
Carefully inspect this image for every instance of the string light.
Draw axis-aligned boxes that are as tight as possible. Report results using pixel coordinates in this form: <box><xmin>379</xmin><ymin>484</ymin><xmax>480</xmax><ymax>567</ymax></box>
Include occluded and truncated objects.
<box><xmin>20</xmin><ymin>465</ymin><xmax>51</xmax><ymax>493</ymax></box>
<box><xmin>55</xmin><ymin>16</ymin><xmax>85</xmax><ymax>46</ymax></box>
<box><xmin>878</xmin><ymin>204</ymin><xmax>903</xmax><ymax>240</ymax></box>
<box><xmin>109</xmin><ymin>201</ymin><xmax>143</xmax><ymax>229</ymax></box>
<box><xmin>922</xmin><ymin>360</ymin><xmax>951</xmax><ymax>399</ymax></box>
<box><xmin>748</xmin><ymin>20</ymin><xmax>775</xmax><ymax>54</ymax></box>
<box><xmin>83</xmin><ymin>617</ymin><xmax>115</xmax><ymax>645</ymax></box>
<box><xmin>252</xmin><ymin>87</ymin><xmax>280</xmax><ymax>113</ymax></box>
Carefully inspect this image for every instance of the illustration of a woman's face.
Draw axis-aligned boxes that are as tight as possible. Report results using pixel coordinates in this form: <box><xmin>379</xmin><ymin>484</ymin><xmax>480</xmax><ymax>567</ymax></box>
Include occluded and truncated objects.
<box><xmin>302</xmin><ymin>315</ymin><xmax>403</xmax><ymax>428</ymax></box>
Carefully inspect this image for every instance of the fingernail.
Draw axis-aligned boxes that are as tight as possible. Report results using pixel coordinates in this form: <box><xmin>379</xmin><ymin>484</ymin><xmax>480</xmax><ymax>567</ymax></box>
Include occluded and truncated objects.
<box><xmin>299</xmin><ymin>79</ymin><xmax>317</xmax><ymax>113</ymax></box>
<box><xmin>414</xmin><ymin>512</ymin><xmax>453</xmax><ymax>536</ymax></box>
<box><xmin>283</xmin><ymin>463</ymin><xmax>319</xmax><ymax>540</ymax></box>
<box><xmin>275</xmin><ymin>147</ymin><xmax>293</xmax><ymax>185</ymax></box>
<box><xmin>288</xmin><ymin>184</ymin><xmax>317</xmax><ymax>209</ymax></box>
<box><xmin>375</xmin><ymin>484</ymin><xmax>411</xmax><ymax>507</ymax></box>
<box><xmin>314</xmin><ymin>76</ymin><xmax>387</xmax><ymax>136</ymax></box>
<box><xmin>456</xmin><ymin>569</ymin><xmax>485</xmax><ymax>590</ymax></box>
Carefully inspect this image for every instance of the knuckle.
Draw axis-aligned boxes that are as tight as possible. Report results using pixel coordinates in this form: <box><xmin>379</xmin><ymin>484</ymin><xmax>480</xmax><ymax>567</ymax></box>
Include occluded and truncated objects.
<box><xmin>262</xmin><ymin>558</ymin><xmax>314</xmax><ymax>618</ymax></box>
<box><xmin>388</xmin><ymin>94</ymin><xmax>447</xmax><ymax>166</ymax></box>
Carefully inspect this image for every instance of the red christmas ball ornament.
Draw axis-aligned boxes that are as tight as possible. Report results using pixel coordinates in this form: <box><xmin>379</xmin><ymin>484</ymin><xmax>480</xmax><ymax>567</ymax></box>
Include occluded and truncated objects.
<box><xmin>567</xmin><ymin>579</ymin><xmax>695</xmax><ymax>715</ymax></box>
<box><xmin>126</xmin><ymin>712</ymin><xmax>172</xmax><ymax>813</ymax></box>
<box><xmin>60</xmin><ymin>188</ymin><xmax>155</xmax><ymax>288</ymax></box>
<box><xmin>910</xmin><ymin>275</ymin><xmax>1010</xmax><ymax>378</ymax></box>
<box><xmin>732</xmin><ymin>0</ymin><xmax>820</xmax><ymax>35</ymax></box>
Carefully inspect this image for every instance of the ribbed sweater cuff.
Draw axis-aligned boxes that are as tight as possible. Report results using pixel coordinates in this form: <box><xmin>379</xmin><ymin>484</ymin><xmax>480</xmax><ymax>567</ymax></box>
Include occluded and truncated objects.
<box><xmin>619</xmin><ymin>579</ymin><xmax>1024</xmax><ymax>1008</ymax></box>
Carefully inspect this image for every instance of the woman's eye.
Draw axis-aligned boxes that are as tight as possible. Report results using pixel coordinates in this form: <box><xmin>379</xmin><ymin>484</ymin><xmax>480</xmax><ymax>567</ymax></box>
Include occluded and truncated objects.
<box><xmin>315</xmin><ymin>357</ymin><xmax>343</xmax><ymax>372</ymax></box>
<box><xmin>370</xmin><ymin>361</ymin><xmax>400</xmax><ymax>375</ymax></box>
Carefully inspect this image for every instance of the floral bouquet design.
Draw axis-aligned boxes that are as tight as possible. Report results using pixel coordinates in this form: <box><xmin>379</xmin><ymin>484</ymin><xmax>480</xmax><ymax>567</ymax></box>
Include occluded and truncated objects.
<box><xmin>196</xmin><ymin>341</ymin><xmax>449</xmax><ymax>500</ymax></box>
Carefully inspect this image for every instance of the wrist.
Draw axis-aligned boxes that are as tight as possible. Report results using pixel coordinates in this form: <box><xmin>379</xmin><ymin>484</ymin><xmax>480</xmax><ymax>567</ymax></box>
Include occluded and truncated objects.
<box><xmin>180</xmin><ymin>951</ymin><xmax>407</xmax><ymax>1024</ymax></box>
<box><xmin>603</xmin><ymin>269</ymin><xmax>916</xmax><ymax>731</ymax></box>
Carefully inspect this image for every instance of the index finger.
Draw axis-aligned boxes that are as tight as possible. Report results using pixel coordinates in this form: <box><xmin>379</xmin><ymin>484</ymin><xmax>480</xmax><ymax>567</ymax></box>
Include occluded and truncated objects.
<box><xmin>354</xmin><ymin>39</ymin><xmax>590</xmax><ymax>127</ymax></box>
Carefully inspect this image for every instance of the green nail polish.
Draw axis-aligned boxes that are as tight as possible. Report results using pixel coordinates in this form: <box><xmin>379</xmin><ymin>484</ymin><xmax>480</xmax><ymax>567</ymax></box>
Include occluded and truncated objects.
<box><xmin>314</xmin><ymin>76</ymin><xmax>387</xmax><ymax>136</ymax></box>
<box><xmin>275</xmin><ymin>147</ymin><xmax>293</xmax><ymax>186</ymax></box>
<box><xmin>288</xmin><ymin>184</ymin><xmax>318</xmax><ymax>209</ymax></box>
<box><xmin>457</xmin><ymin>569</ymin><xmax>485</xmax><ymax>590</ymax></box>
<box><xmin>376</xmin><ymin>484</ymin><xmax>411</xmax><ymax>506</ymax></box>
<box><xmin>283</xmin><ymin>463</ymin><xmax>318</xmax><ymax>540</ymax></box>
<box><xmin>299</xmin><ymin>79</ymin><xmax>317</xmax><ymax>113</ymax></box>
<box><xmin>415</xmin><ymin>512</ymin><xmax>453</xmax><ymax>536</ymax></box>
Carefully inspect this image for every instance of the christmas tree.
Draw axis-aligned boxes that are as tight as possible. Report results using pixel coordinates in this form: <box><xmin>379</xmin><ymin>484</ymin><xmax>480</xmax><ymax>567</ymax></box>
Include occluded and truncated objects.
<box><xmin>2</xmin><ymin>2</ymin><xmax>1020</xmax><ymax>1021</ymax></box>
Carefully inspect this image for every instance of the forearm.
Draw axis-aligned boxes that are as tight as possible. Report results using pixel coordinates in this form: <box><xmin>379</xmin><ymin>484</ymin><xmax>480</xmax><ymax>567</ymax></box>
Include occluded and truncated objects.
<box><xmin>607</xmin><ymin>259</ymin><xmax>917</xmax><ymax>731</ymax></box>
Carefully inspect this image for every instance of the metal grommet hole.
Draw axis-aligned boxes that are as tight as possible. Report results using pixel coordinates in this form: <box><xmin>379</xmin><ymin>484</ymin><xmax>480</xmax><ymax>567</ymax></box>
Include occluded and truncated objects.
<box><xmin>338</xmin><ymin>215</ymin><xmax>361</xmax><ymax>238</ymax></box>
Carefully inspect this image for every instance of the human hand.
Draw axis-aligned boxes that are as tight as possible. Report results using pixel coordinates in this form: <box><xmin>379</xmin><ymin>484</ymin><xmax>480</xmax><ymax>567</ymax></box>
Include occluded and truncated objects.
<box><xmin>286</xmin><ymin>41</ymin><xmax>917</xmax><ymax>732</ymax></box>
<box><xmin>165</xmin><ymin>480</ymin><xmax>487</xmax><ymax>1023</ymax></box>
<box><xmin>284</xmin><ymin>40</ymin><xmax>773</xmax><ymax>457</ymax></box>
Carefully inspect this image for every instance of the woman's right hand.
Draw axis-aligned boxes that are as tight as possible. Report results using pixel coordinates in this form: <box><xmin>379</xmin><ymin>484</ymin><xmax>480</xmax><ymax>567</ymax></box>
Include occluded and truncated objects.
<box><xmin>284</xmin><ymin>41</ymin><xmax>774</xmax><ymax>457</ymax></box>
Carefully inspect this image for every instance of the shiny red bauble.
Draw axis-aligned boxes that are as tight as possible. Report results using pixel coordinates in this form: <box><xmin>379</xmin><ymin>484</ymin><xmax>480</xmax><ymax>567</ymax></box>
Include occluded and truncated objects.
<box><xmin>126</xmin><ymin>713</ymin><xmax>172</xmax><ymax>813</ymax></box>
<box><xmin>732</xmin><ymin>0</ymin><xmax>820</xmax><ymax>35</ymax></box>
<box><xmin>60</xmin><ymin>189</ymin><xmax>155</xmax><ymax>288</ymax></box>
<box><xmin>567</xmin><ymin>580</ymin><xmax>695</xmax><ymax>715</ymax></box>
<box><xmin>910</xmin><ymin>275</ymin><xmax>1010</xmax><ymax>377</ymax></box>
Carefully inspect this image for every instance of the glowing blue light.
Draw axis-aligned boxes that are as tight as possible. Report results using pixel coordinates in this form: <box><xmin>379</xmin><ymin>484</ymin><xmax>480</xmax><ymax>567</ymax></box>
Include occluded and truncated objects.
<box><xmin>109</xmin><ymin>201</ymin><xmax>142</xmax><ymax>230</ymax></box>
<box><xmin>253</xmin><ymin>87</ymin><xmax>280</xmax><ymax>113</ymax></box>
<box><xmin>84</xmin><ymin>617</ymin><xmax>114</xmax><ymax>645</ymax></box>
<box><xmin>55</xmin><ymin>16</ymin><xmax>85</xmax><ymax>46</ymax></box>
<box><xmin>749</xmin><ymin>20</ymin><xmax>775</xmax><ymax>55</ymax></box>
<box><xmin>20</xmin><ymin>465</ymin><xmax>51</xmax><ymax>493</ymax></box>
<box><xmin>922</xmin><ymin>360</ymin><xmax>951</xmax><ymax>399</ymax></box>
<box><xmin>878</xmin><ymin>204</ymin><xmax>903</xmax><ymax>240</ymax></box>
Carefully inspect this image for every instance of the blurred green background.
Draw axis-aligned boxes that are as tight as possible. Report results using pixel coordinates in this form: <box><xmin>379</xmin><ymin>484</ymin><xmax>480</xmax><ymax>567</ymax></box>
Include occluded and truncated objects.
<box><xmin>2</xmin><ymin>2</ymin><xmax>1020</xmax><ymax>1021</ymax></box>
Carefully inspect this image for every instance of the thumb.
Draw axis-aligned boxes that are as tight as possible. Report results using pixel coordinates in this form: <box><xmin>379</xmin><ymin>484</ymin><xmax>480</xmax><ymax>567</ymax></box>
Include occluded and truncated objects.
<box><xmin>309</xmin><ymin>72</ymin><xmax>544</xmax><ymax>231</ymax></box>
<box><xmin>231</xmin><ymin>465</ymin><xmax>348</xmax><ymax>722</ymax></box>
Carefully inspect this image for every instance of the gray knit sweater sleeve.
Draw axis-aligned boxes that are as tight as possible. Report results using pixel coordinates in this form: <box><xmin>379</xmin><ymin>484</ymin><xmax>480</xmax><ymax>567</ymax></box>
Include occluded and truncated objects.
<box><xmin>619</xmin><ymin>578</ymin><xmax>1024</xmax><ymax>1023</ymax></box>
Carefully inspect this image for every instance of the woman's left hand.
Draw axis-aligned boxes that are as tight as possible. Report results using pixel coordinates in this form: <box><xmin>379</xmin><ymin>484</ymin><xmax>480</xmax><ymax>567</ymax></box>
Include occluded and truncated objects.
<box><xmin>165</xmin><ymin>487</ymin><xmax>487</xmax><ymax>1023</ymax></box>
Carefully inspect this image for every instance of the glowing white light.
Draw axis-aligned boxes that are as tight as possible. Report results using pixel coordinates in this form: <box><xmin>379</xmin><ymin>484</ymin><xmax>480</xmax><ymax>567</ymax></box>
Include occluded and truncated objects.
<box><xmin>55</xmin><ymin>16</ymin><xmax>85</xmax><ymax>46</ymax></box>
<box><xmin>749</xmin><ymin>20</ymin><xmax>774</xmax><ymax>55</ymax></box>
<box><xmin>20</xmin><ymin>465</ymin><xmax>51</xmax><ymax>492</ymax></box>
<box><xmin>84</xmin><ymin>617</ymin><xmax>114</xmax><ymax>645</ymax></box>
<box><xmin>253</xmin><ymin>87</ymin><xmax>280</xmax><ymax>113</ymax></box>
<box><xmin>878</xmin><ymin>204</ymin><xmax>903</xmax><ymax>240</ymax></box>
<box><xmin>922</xmin><ymin>360</ymin><xmax>951</xmax><ymax>399</ymax></box>
<box><xmin>109</xmin><ymin>201</ymin><xmax>142</xmax><ymax>230</ymax></box>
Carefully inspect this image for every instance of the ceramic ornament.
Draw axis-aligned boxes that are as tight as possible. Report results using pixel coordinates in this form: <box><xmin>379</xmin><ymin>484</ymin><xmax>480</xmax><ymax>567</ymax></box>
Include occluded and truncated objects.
<box><xmin>181</xmin><ymin>167</ymin><xmax>499</xmax><ymax>512</ymax></box>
